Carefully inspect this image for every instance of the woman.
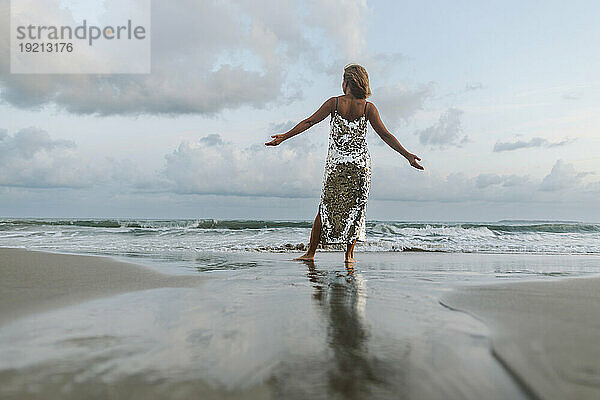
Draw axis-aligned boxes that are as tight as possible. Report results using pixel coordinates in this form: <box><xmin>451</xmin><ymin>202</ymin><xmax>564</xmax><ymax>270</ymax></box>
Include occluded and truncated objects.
<box><xmin>265</xmin><ymin>64</ymin><xmax>424</xmax><ymax>263</ymax></box>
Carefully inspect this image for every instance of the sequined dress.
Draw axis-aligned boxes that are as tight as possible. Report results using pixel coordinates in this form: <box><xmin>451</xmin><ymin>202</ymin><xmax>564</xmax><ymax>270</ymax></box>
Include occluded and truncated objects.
<box><xmin>319</xmin><ymin>97</ymin><xmax>371</xmax><ymax>244</ymax></box>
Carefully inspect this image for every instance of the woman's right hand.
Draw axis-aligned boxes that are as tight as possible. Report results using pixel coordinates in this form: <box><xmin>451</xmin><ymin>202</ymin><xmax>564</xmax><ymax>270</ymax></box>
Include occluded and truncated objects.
<box><xmin>265</xmin><ymin>134</ymin><xmax>286</xmax><ymax>146</ymax></box>
<box><xmin>406</xmin><ymin>153</ymin><xmax>424</xmax><ymax>170</ymax></box>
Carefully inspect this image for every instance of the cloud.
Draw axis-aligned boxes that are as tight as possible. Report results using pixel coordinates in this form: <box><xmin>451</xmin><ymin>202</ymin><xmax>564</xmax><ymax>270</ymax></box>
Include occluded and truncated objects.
<box><xmin>323</xmin><ymin>51</ymin><xmax>408</xmax><ymax>79</ymax></box>
<box><xmin>1</xmin><ymin>0</ymin><xmax>278</xmax><ymax>114</ymax></box>
<box><xmin>306</xmin><ymin>0</ymin><xmax>369</xmax><ymax>61</ymax></box>
<box><xmin>476</xmin><ymin>173</ymin><xmax>504</xmax><ymax>189</ymax></box>
<box><xmin>0</xmin><ymin>0</ymin><xmax>370</xmax><ymax>116</ymax></box>
<box><xmin>0</xmin><ymin>127</ymin><xmax>90</xmax><ymax>188</ymax></box>
<box><xmin>0</xmin><ymin>127</ymin><xmax>156</xmax><ymax>189</ymax></box>
<box><xmin>157</xmin><ymin>135</ymin><xmax>598</xmax><ymax>203</ymax></box>
<box><xmin>369</xmin><ymin>52</ymin><xmax>408</xmax><ymax>68</ymax></box>
<box><xmin>161</xmin><ymin>134</ymin><xmax>325</xmax><ymax>198</ymax></box>
<box><xmin>562</xmin><ymin>93</ymin><xmax>581</xmax><ymax>100</ymax></box>
<box><xmin>199</xmin><ymin>134</ymin><xmax>224</xmax><ymax>147</ymax></box>
<box><xmin>0</xmin><ymin>127</ymin><xmax>75</xmax><ymax>156</ymax></box>
<box><xmin>475</xmin><ymin>173</ymin><xmax>532</xmax><ymax>189</ymax></box>
<box><xmin>369</xmin><ymin>160</ymin><xmax>598</xmax><ymax>203</ymax></box>
<box><xmin>4</xmin><ymin>127</ymin><xmax>597</xmax><ymax>205</ymax></box>
<box><xmin>465</xmin><ymin>82</ymin><xmax>484</xmax><ymax>92</ymax></box>
<box><xmin>414</xmin><ymin>108</ymin><xmax>468</xmax><ymax>149</ymax></box>
<box><xmin>370</xmin><ymin>82</ymin><xmax>436</xmax><ymax>127</ymax></box>
<box><xmin>269</xmin><ymin>120</ymin><xmax>297</xmax><ymax>134</ymax></box>
<box><xmin>561</xmin><ymin>86</ymin><xmax>585</xmax><ymax>101</ymax></box>
<box><xmin>370</xmin><ymin>168</ymin><xmax>532</xmax><ymax>203</ymax></box>
<box><xmin>493</xmin><ymin>136</ymin><xmax>574</xmax><ymax>152</ymax></box>
<box><xmin>539</xmin><ymin>159</ymin><xmax>593</xmax><ymax>192</ymax></box>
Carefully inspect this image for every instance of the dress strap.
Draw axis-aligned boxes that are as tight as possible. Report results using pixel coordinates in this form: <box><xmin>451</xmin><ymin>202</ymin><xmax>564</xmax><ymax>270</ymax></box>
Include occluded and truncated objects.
<box><xmin>363</xmin><ymin>101</ymin><xmax>368</xmax><ymax>117</ymax></box>
<box><xmin>331</xmin><ymin>96</ymin><xmax>338</xmax><ymax>118</ymax></box>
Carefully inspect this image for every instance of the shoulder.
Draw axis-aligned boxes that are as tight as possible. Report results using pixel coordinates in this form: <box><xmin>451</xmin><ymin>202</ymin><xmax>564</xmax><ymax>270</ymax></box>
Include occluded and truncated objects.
<box><xmin>324</xmin><ymin>96</ymin><xmax>338</xmax><ymax>111</ymax></box>
<box><xmin>364</xmin><ymin>100</ymin><xmax>376</xmax><ymax>116</ymax></box>
<box><xmin>368</xmin><ymin>101</ymin><xmax>379</xmax><ymax>111</ymax></box>
<box><xmin>324</xmin><ymin>96</ymin><xmax>337</xmax><ymax>106</ymax></box>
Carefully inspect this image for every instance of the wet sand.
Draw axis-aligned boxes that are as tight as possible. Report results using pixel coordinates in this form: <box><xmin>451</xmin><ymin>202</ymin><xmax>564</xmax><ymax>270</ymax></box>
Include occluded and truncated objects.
<box><xmin>0</xmin><ymin>247</ymin><xmax>205</xmax><ymax>327</ymax></box>
<box><xmin>3</xmin><ymin>247</ymin><xmax>598</xmax><ymax>399</ymax></box>
<box><xmin>440</xmin><ymin>274</ymin><xmax>600</xmax><ymax>400</ymax></box>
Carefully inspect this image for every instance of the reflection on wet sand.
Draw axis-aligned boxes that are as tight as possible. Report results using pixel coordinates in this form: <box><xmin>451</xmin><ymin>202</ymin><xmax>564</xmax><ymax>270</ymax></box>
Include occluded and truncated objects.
<box><xmin>284</xmin><ymin>261</ymin><xmax>406</xmax><ymax>399</ymax></box>
<box><xmin>0</xmin><ymin>250</ymin><xmax>536</xmax><ymax>399</ymax></box>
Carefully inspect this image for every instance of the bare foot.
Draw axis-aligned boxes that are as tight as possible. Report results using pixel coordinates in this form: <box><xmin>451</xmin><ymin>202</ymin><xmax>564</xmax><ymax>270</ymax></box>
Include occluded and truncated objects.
<box><xmin>294</xmin><ymin>253</ymin><xmax>314</xmax><ymax>261</ymax></box>
<box><xmin>344</xmin><ymin>257</ymin><xmax>358</xmax><ymax>264</ymax></box>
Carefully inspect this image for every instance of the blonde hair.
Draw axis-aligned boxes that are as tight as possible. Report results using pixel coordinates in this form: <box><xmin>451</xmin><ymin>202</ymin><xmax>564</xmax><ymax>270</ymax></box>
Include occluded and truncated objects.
<box><xmin>343</xmin><ymin>64</ymin><xmax>371</xmax><ymax>99</ymax></box>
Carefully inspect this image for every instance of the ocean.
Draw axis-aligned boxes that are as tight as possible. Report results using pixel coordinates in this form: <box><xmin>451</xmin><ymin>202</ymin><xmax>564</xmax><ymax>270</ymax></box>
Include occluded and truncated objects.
<box><xmin>1</xmin><ymin>218</ymin><xmax>599</xmax><ymax>259</ymax></box>
<box><xmin>2</xmin><ymin>217</ymin><xmax>599</xmax><ymax>278</ymax></box>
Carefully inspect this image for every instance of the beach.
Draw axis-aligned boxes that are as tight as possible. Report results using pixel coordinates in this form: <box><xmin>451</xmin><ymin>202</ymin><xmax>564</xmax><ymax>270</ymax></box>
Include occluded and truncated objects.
<box><xmin>1</xmin><ymin>245</ymin><xmax>599</xmax><ymax>399</ymax></box>
<box><xmin>0</xmin><ymin>248</ymin><xmax>206</xmax><ymax>328</ymax></box>
<box><xmin>440</xmin><ymin>274</ymin><xmax>600</xmax><ymax>400</ymax></box>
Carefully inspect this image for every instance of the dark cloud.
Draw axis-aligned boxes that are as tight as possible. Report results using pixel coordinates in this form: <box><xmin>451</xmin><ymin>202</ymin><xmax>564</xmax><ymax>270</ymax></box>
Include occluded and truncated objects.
<box><xmin>493</xmin><ymin>137</ymin><xmax>574</xmax><ymax>152</ymax></box>
<box><xmin>0</xmin><ymin>0</ymin><xmax>369</xmax><ymax>116</ymax></box>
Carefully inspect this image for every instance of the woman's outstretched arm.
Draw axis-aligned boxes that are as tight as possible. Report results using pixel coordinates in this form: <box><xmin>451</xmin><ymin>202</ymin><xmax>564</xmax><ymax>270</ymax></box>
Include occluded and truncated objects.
<box><xmin>265</xmin><ymin>97</ymin><xmax>335</xmax><ymax>146</ymax></box>
<box><xmin>366</xmin><ymin>103</ymin><xmax>424</xmax><ymax>170</ymax></box>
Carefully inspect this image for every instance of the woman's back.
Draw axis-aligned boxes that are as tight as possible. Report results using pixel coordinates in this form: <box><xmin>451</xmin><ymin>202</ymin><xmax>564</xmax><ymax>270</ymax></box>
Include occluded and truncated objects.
<box><xmin>334</xmin><ymin>95</ymin><xmax>368</xmax><ymax>122</ymax></box>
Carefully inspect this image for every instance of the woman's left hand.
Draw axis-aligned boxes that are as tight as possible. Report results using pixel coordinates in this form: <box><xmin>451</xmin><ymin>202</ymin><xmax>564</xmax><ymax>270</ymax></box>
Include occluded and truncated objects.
<box><xmin>265</xmin><ymin>134</ymin><xmax>286</xmax><ymax>146</ymax></box>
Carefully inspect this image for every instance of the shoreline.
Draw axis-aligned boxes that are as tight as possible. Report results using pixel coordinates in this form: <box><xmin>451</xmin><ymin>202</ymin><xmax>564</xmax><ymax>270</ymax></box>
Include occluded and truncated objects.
<box><xmin>0</xmin><ymin>247</ymin><xmax>205</xmax><ymax>327</ymax></box>
<box><xmin>4</xmin><ymin>244</ymin><xmax>600</xmax><ymax>257</ymax></box>
<box><xmin>440</xmin><ymin>273</ymin><xmax>600</xmax><ymax>400</ymax></box>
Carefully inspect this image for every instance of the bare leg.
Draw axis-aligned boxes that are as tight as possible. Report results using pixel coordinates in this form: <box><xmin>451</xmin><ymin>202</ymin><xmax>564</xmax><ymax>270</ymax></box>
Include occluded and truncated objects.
<box><xmin>293</xmin><ymin>211</ymin><xmax>322</xmax><ymax>261</ymax></box>
<box><xmin>345</xmin><ymin>239</ymin><xmax>358</xmax><ymax>264</ymax></box>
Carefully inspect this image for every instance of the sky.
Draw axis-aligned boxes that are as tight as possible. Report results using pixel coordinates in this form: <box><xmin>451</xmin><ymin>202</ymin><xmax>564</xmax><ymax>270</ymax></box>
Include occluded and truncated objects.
<box><xmin>1</xmin><ymin>0</ymin><xmax>599</xmax><ymax>222</ymax></box>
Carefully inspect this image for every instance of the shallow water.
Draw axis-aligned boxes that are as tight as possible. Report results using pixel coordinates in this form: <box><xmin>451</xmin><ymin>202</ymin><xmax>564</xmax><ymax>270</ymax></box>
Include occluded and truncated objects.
<box><xmin>2</xmin><ymin>251</ymin><xmax>599</xmax><ymax>399</ymax></box>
